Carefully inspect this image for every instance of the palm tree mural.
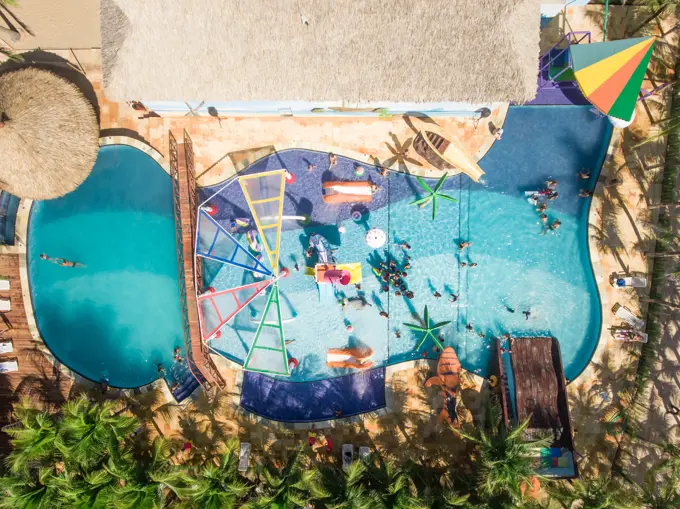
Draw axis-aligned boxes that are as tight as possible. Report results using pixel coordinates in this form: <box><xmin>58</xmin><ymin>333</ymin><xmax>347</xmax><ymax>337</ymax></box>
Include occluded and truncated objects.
<box><xmin>410</xmin><ymin>173</ymin><xmax>457</xmax><ymax>220</ymax></box>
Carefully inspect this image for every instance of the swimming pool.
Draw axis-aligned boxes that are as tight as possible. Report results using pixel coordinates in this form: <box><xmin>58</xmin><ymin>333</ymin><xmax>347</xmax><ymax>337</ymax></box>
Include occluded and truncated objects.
<box><xmin>28</xmin><ymin>144</ymin><xmax>186</xmax><ymax>388</ymax></box>
<box><xmin>202</xmin><ymin>105</ymin><xmax>611</xmax><ymax>383</ymax></box>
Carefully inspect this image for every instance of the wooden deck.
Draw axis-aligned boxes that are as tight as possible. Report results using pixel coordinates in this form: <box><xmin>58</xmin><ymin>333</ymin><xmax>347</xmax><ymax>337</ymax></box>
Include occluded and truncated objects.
<box><xmin>174</xmin><ymin>137</ymin><xmax>223</xmax><ymax>390</ymax></box>
<box><xmin>0</xmin><ymin>255</ymin><xmax>72</xmax><ymax>452</ymax></box>
<box><xmin>510</xmin><ymin>337</ymin><xmax>561</xmax><ymax>430</ymax></box>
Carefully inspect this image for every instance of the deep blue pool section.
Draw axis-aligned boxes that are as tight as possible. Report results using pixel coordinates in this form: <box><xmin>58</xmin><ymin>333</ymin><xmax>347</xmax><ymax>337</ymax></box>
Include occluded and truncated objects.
<box><xmin>240</xmin><ymin>368</ymin><xmax>386</xmax><ymax>422</ymax></box>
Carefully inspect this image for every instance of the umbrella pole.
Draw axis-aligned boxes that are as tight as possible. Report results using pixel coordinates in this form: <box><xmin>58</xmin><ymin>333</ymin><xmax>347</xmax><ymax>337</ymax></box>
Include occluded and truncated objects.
<box><xmin>603</xmin><ymin>0</ymin><xmax>609</xmax><ymax>41</ymax></box>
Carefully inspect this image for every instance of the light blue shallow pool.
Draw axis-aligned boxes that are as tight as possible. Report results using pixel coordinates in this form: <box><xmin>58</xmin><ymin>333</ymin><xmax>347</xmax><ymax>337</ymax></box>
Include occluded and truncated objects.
<box><xmin>206</xmin><ymin>106</ymin><xmax>611</xmax><ymax>382</ymax></box>
<box><xmin>28</xmin><ymin>145</ymin><xmax>185</xmax><ymax>388</ymax></box>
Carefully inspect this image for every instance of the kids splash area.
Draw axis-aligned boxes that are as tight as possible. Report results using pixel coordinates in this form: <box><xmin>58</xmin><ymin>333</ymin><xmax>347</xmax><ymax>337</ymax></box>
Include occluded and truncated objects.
<box><xmin>196</xmin><ymin>105</ymin><xmax>612</xmax><ymax>424</ymax></box>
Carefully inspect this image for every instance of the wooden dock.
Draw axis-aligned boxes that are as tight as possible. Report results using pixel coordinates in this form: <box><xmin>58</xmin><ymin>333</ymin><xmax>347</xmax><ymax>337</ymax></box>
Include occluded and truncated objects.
<box><xmin>172</xmin><ymin>131</ymin><xmax>224</xmax><ymax>391</ymax></box>
<box><xmin>0</xmin><ymin>255</ymin><xmax>72</xmax><ymax>452</ymax></box>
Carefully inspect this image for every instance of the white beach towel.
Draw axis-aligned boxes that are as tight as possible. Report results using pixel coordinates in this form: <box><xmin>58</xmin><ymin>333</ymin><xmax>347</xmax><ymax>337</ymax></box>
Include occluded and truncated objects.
<box><xmin>238</xmin><ymin>442</ymin><xmax>251</xmax><ymax>472</ymax></box>
<box><xmin>0</xmin><ymin>299</ymin><xmax>9</xmax><ymax>312</ymax></box>
<box><xmin>613</xmin><ymin>304</ymin><xmax>645</xmax><ymax>330</ymax></box>
<box><xmin>0</xmin><ymin>280</ymin><xmax>9</xmax><ymax>291</ymax></box>
<box><xmin>0</xmin><ymin>340</ymin><xmax>13</xmax><ymax>354</ymax></box>
<box><xmin>0</xmin><ymin>359</ymin><xmax>18</xmax><ymax>373</ymax></box>
<box><xmin>342</xmin><ymin>444</ymin><xmax>354</xmax><ymax>471</ymax></box>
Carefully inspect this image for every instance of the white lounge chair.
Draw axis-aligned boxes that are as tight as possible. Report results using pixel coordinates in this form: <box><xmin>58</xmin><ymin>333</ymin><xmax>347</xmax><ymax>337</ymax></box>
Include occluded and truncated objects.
<box><xmin>0</xmin><ymin>340</ymin><xmax>13</xmax><ymax>354</ymax></box>
<box><xmin>358</xmin><ymin>446</ymin><xmax>370</xmax><ymax>460</ymax></box>
<box><xmin>612</xmin><ymin>329</ymin><xmax>648</xmax><ymax>343</ymax></box>
<box><xmin>613</xmin><ymin>303</ymin><xmax>645</xmax><ymax>330</ymax></box>
<box><xmin>0</xmin><ymin>280</ymin><xmax>9</xmax><ymax>291</ymax></box>
<box><xmin>238</xmin><ymin>442</ymin><xmax>251</xmax><ymax>472</ymax></box>
<box><xmin>612</xmin><ymin>277</ymin><xmax>647</xmax><ymax>288</ymax></box>
<box><xmin>342</xmin><ymin>444</ymin><xmax>354</xmax><ymax>471</ymax></box>
<box><xmin>0</xmin><ymin>358</ymin><xmax>18</xmax><ymax>373</ymax></box>
<box><xmin>0</xmin><ymin>299</ymin><xmax>9</xmax><ymax>312</ymax></box>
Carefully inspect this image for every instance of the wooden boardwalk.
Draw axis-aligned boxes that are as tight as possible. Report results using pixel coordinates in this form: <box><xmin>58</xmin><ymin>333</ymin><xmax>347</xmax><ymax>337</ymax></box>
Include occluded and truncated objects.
<box><xmin>0</xmin><ymin>255</ymin><xmax>72</xmax><ymax>452</ymax></box>
<box><xmin>175</xmin><ymin>138</ymin><xmax>223</xmax><ymax>391</ymax></box>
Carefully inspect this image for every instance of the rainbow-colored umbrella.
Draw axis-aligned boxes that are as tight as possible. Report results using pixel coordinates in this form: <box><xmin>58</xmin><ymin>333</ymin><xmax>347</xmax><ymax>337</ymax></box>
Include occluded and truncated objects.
<box><xmin>571</xmin><ymin>36</ymin><xmax>655</xmax><ymax>122</ymax></box>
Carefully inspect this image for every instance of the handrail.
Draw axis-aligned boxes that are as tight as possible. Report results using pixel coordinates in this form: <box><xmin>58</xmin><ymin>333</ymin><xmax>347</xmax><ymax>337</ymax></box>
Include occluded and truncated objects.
<box><xmin>169</xmin><ymin>131</ymin><xmax>211</xmax><ymax>395</ymax></box>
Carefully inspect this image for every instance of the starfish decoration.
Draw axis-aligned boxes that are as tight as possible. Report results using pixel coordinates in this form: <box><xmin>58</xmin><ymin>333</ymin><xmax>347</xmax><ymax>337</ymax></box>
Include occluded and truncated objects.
<box><xmin>403</xmin><ymin>305</ymin><xmax>451</xmax><ymax>351</ymax></box>
<box><xmin>410</xmin><ymin>173</ymin><xmax>457</xmax><ymax>220</ymax></box>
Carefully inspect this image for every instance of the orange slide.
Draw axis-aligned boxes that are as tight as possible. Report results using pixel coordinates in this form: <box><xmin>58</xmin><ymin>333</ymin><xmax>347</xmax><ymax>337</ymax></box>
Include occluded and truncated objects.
<box><xmin>322</xmin><ymin>181</ymin><xmax>376</xmax><ymax>204</ymax></box>
<box><xmin>326</xmin><ymin>346</ymin><xmax>374</xmax><ymax>370</ymax></box>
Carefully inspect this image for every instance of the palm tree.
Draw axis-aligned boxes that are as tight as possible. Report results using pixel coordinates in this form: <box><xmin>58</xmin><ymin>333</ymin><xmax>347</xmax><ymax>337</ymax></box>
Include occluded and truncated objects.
<box><xmin>318</xmin><ymin>460</ymin><xmax>372</xmax><ymax>509</ymax></box>
<box><xmin>548</xmin><ymin>474</ymin><xmax>638</xmax><ymax>509</ymax></box>
<box><xmin>243</xmin><ymin>447</ymin><xmax>327</xmax><ymax>509</ymax></box>
<box><xmin>112</xmin><ymin>438</ymin><xmax>192</xmax><ymax>509</ymax></box>
<box><xmin>4</xmin><ymin>400</ymin><xmax>59</xmax><ymax>475</ymax></box>
<box><xmin>57</xmin><ymin>396</ymin><xmax>138</xmax><ymax>470</ymax></box>
<box><xmin>0</xmin><ymin>0</ymin><xmax>31</xmax><ymax>62</ymax></box>
<box><xmin>410</xmin><ymin>173</ymin><xmax>457</xmax><ymax>220</ymax></box>
<box><xmin>364</xmin><ymin>457</ymin><xmax>427</xmax><ymax>509</ymax></box>
<box><xmin>0</xmin><ymin>467</ymin><xmax>72</xmax><ymax>509</ymax></box>
<box><xmin>184</xmin><ymin>438</ymin><xmax>252</xmax><ymax>508</ymax></box>
<box><xmin>403</xmin><ymin>305</ymin><xmax>451</xmax><ymax>351</ymax></box>
<box><xmin>455</xmin><ymin>414</ymin><xmax>550</xmax><ymax>503</ymax></box>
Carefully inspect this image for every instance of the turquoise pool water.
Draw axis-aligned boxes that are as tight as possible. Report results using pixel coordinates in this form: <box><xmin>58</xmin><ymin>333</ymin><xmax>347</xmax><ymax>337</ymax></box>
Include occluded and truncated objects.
<box><xmin>28</xmin><ymin>145</ymin><xmax>185</xmax><ymax>388</ymax></box>
<box><xmin>206</xmin><ymin>106</ymin><xmax>611</xmax><ymax>382</ymax></box>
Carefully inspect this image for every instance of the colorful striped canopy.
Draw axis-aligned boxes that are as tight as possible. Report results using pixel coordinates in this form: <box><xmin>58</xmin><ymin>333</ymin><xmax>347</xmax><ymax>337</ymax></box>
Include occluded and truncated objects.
<box><xmin>571</xmin><ymin>36</ymin><xmax>655</xmax><ymax>122</ymax></box>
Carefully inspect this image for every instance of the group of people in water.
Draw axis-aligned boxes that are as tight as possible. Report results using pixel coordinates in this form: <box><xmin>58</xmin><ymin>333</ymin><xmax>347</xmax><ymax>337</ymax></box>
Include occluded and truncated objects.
<box><xmin>375</xmin><ymin>246</ymin><xmax>415</xmax><ymax>300</ymax></box>
<box><xmin>528</xmin><ymin>180</ymin><xmax>561</xmax><ymax>233</ymax></box>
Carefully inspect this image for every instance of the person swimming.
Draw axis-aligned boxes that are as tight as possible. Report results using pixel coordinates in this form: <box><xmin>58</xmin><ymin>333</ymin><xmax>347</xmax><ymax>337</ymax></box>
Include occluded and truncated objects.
<box><xmin>433</xmin><ymin>291</ymin><xmax>442</xmax><ymax>298</ymax></box>
<box><xmin>550</xmin><ymin>219</ymin><xmax>561</xmax><ymax>231</ymax></box>
<box><xmin>458</xmin><ymin>241</ymin><xmax>471</xmax><ymax>251</ymax></box>
<box><xmin>449</xmin><ymin>293</ymin><xmax>459</xmax><ymax>303</ymax></box>
<box><xmin>522</xmin><ymin>310</ymin><xmax>531</xmax><ymax>320</ymax></box>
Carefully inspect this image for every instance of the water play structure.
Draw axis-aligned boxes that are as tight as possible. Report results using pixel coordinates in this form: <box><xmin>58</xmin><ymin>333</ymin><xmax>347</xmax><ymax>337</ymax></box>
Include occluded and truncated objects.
<box><xmin>322</xmin><ymin>181</ymin><xmax>376</xmax><ymax>204</ymax></box>
<box><xmin>412</xmin><ymin>126</ymin><xmax>485</xmax><ymax>182</ymax></box>
<box><xmin>195</xmin><ymin>169</ymin><xmax>292</xmax><ymax>376</ymax></box>
<box><xmin>326</xmin><ymin>346</ymin><xmax>375</xmax><ymax>370</ymax></box>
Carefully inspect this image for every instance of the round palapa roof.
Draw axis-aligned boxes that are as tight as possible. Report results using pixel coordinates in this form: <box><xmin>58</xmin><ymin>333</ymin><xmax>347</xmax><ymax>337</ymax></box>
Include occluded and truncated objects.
<box><xmin>0</xmin><ymin>68</ymin><xmax>99</xmax><ymax>200</ymax></box>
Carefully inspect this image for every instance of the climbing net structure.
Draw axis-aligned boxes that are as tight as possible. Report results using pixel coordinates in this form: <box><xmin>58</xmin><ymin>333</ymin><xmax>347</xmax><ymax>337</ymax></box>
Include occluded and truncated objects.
<box><xmin>194</xmin><ymin>170</ymin><xmax>291</xmax><ymax>376</ymax></box>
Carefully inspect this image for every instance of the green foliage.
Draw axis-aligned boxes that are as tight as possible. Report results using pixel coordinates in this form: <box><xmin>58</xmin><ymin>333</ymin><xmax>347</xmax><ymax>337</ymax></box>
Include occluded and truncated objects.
<box><xmin>548</xmin><ymin>474</ymin><xmax>637</xmax><ymax>509</ymax></box>
<box><xmin>456</xmin><ymin>406</ymin><xmax>550</xmax><ymax>503</ymax></box>
<box><xmin>410</xmin><ymin>173</ymin><xmax>457</xmax><ymax>220</ymax></box>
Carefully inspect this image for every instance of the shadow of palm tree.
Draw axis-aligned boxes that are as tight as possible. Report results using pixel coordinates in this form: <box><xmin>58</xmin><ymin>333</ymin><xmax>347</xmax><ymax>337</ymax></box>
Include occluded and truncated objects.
<box><xmin>383</xmin><ymin>133</ymin><xmax>423</xmax><ymax>173</ymax></box>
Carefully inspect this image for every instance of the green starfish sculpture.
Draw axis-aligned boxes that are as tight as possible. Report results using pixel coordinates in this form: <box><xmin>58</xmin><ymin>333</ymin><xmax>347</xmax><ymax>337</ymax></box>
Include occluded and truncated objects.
<box><xmin>410</xmin><ymin>173</ymin><xmax>457</xmax><ymax>220</ymax></box>
<box><xmin>403</xmin><ymin>305</ymin><xmax>451</xmax><ymax>351</ymax></box>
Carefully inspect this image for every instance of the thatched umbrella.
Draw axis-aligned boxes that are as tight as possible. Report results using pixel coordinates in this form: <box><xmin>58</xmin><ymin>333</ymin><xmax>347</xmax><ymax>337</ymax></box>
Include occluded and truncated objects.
<box><xmin>0</xmin><ymin>68</ymin><xmax>99</xmax><ymax>200</ymax></box>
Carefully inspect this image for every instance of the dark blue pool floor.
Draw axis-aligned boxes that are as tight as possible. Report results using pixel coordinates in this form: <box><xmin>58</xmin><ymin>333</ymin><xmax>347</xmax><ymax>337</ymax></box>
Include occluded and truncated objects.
<box><xmin>200</xmin><ymin>105</ymin><xmax>612</xmax><ymax>422</ymax></box>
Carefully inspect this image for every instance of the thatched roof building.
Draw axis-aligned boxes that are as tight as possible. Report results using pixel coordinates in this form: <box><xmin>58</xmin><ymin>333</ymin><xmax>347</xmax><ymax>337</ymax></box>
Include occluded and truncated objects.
<box><xmin>0</xmin><ymin>68</ymin><xmax>99</xmax><ymax>200</ymax></box>
<box><xmin>101</xmin><ymin>0</ymin><xmax>541</xmax><ymax>104</ymax></box>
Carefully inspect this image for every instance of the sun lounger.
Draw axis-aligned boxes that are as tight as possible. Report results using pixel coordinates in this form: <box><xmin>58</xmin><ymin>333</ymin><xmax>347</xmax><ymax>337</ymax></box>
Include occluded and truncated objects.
<box><xmin>612</xmin><ymin>277</ymin><xmax>647</xmax><ymax>288</ymax></box>
<box><xmin>0</xmin><ymin>299</ymin><xmax>9</xmax><ymax>312</ymax></box>
<box><xmin>0</xmin><ymin>280</ymin><xmax>9</xmax><ymax>291</ymax></box>
<box><xmin>238</xmin><ymin>442</ymin><xmax>251</xmax><ymax>472</ymax></box>
<box><xmin>358</xmin><ymin>446</ymin><xmax>370</xmax><ymax>460</ymax></box>
<box><xmin>342</xmin><ymin>444</ymin><xmax>354</xmax><ymax>471</ymax></box>
<box><xmin>0</xmin><ymin>340</ymin><xmax>13</xmax><ymax>354</ymax></box>
<box><xmin>0</xmin><ymin>358</ymin><xmax>18</xmax><ymax>373</ymax></box>
<box><xmin>613</xmin><ymin>303</ymin><xmax>645</xmax><ymax>330</ymax></box>
<box><xmin>612</xmin><ymin>329</ymin><xmax>648</xmax><ymax>343</ymax></box>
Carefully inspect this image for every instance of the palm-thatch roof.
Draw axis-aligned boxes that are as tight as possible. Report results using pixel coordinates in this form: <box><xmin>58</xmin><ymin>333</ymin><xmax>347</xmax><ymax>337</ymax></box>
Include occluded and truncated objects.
<box><xmin>0</xmin><ymin>68</ymin><xmax>99</xmax><ymax>200</ymax></box>
<box><xmin>101</xmin><ymin>0</ymin><xmax>541</xmax><ymax>104</ymax></box>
